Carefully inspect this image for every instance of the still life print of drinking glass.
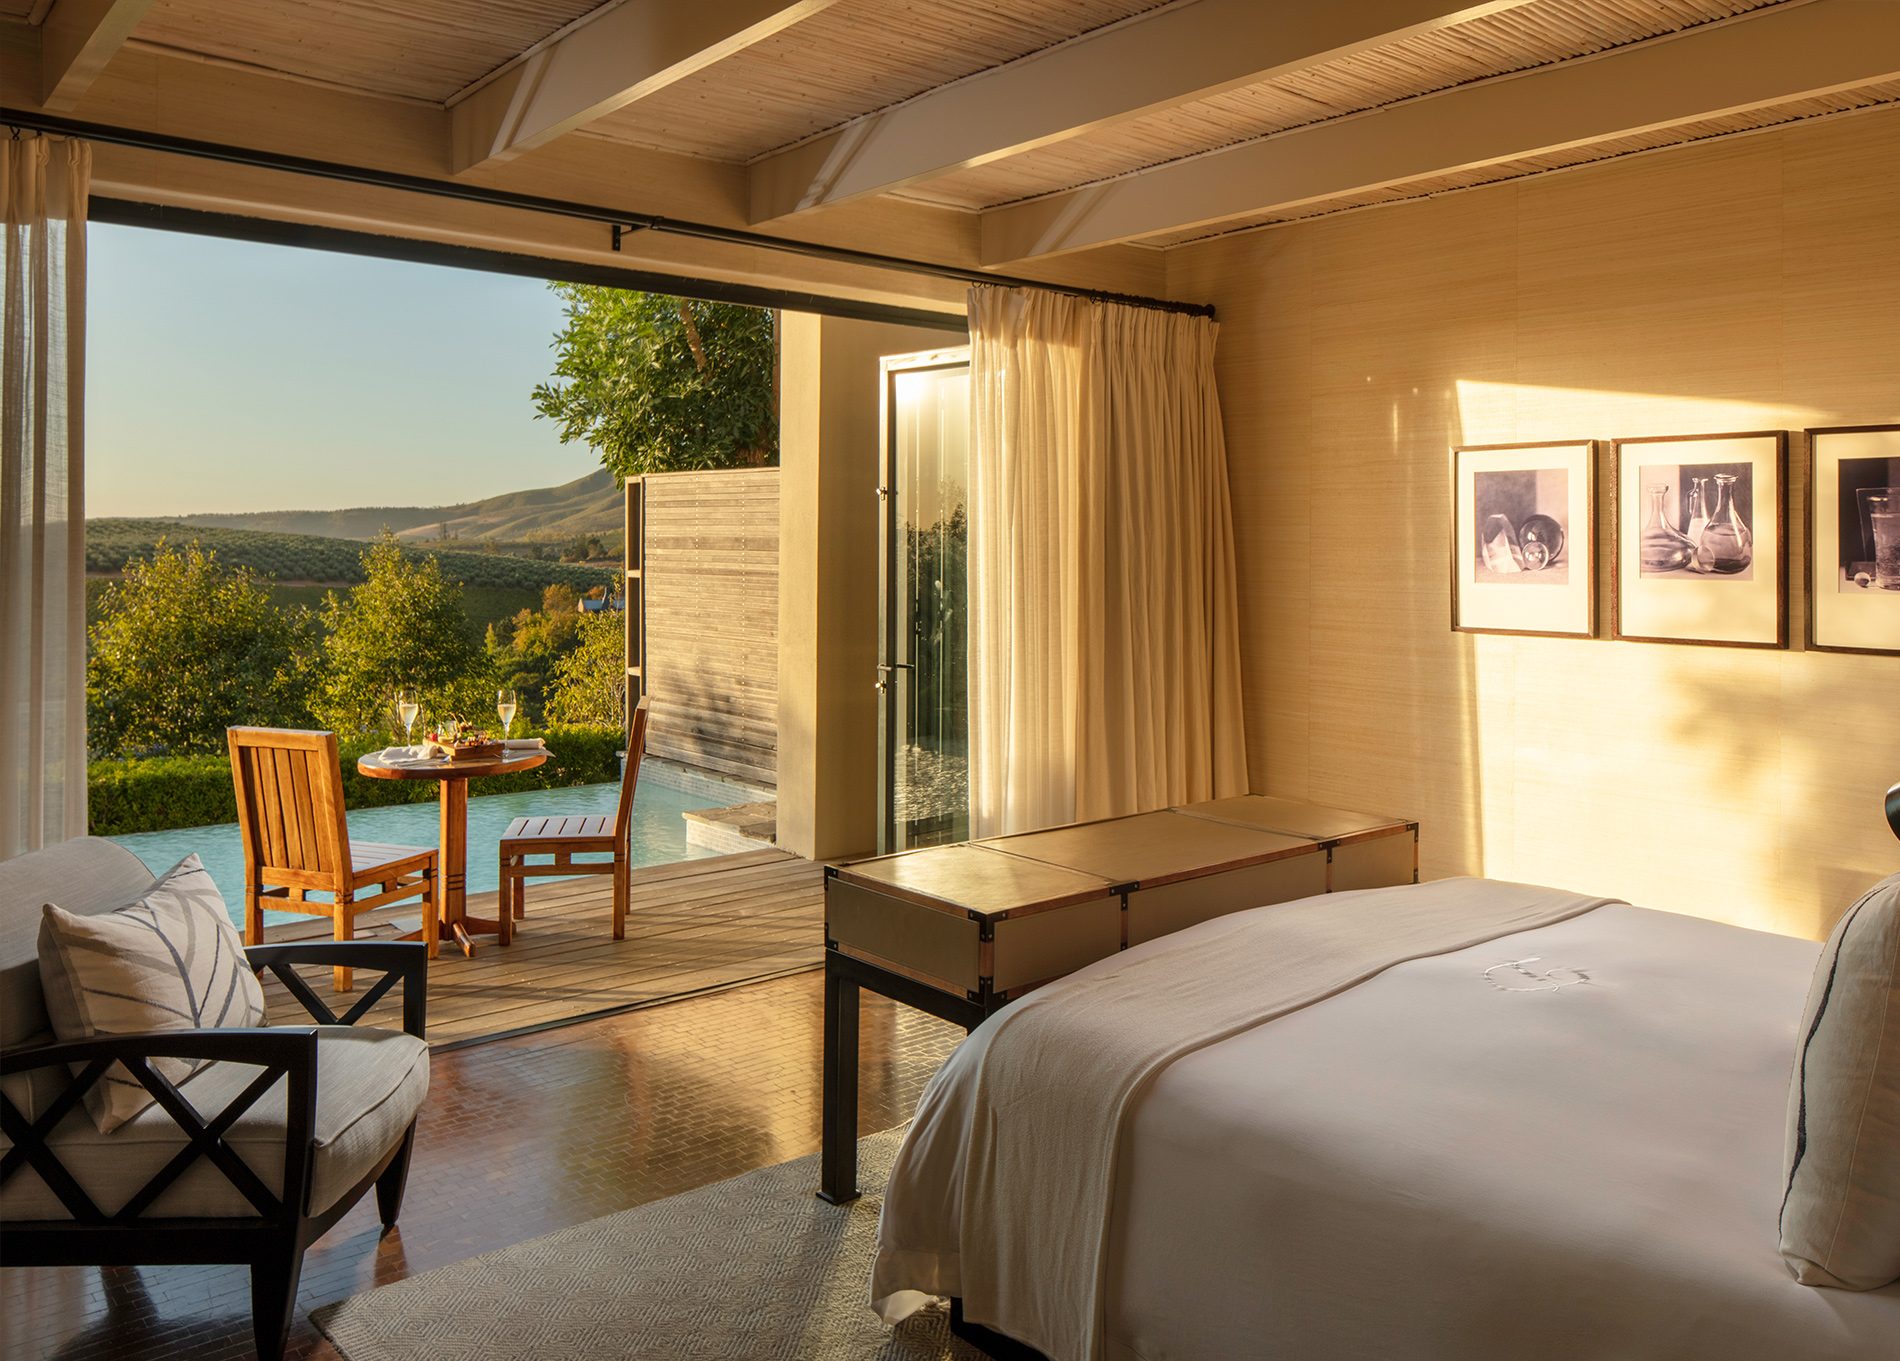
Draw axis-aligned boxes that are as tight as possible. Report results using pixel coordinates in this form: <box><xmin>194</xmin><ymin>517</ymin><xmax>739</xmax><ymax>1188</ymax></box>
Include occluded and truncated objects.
<box><xmin>1853</xmin><ymin>486</ymin><xmax>1900</xmax><ymax>591</ymax></box>
<box><xmin>1639</xmin><ymin>465</ymin><xmax>1753</xmax><ymax>579</ymax></box>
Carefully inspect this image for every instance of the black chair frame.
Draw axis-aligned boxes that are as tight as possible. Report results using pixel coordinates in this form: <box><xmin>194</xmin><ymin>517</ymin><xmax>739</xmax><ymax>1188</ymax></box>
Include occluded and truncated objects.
<box><xmin>0</xmin><ymin>940</ymin><xmax>428</xmax><ymax>1361</ymax></box>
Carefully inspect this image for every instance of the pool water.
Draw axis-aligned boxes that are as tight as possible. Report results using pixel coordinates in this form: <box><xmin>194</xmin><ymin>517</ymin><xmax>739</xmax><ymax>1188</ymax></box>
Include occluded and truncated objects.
<box><xmin>108</xmin><ymin>776</ymin><xmax>737</xmax><ymax>930</ymax></box>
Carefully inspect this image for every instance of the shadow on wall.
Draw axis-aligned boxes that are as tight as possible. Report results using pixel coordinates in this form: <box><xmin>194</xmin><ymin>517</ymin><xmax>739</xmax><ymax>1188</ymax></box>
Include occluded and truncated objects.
<box><xmin>644</xmin><ymin>671</ymin><xmax>779</xmax><ymax>789</ymax></box>
<box><xmin>1219</xmin><ymin>222</ymin><xmax>1491</xmax><ymax>881</ymax></box>
<box><xmin>1665</xmin><ymin>651</ymin><xmax>1899</xmax><ymax>940</ymax></box>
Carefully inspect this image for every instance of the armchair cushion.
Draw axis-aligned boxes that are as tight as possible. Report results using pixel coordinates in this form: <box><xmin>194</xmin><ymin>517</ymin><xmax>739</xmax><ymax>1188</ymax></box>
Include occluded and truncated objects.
<box><xmin>38</xmin><ymin>855</ymin><xmax>266</xmax><ymax>1133</ymax></box>
<box><xmin>0</xmin><ymin>1026</ymin><xmax>428</xmax><ymax>1221</ymax></box>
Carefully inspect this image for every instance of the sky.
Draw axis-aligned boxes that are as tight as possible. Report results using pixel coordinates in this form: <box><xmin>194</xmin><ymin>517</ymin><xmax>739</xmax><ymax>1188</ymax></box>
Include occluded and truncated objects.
<box><xmin>86</xmin><ymin>223</ymin><xmax>597</xmax><ymax>518</ymax></box>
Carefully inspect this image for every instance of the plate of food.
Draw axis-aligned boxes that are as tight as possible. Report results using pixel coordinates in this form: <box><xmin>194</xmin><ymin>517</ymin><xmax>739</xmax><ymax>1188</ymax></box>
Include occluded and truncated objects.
<box><xmin>422</xmin><ymin>718</ymin><xmax>504</xmax><ymax>762</ymax></box>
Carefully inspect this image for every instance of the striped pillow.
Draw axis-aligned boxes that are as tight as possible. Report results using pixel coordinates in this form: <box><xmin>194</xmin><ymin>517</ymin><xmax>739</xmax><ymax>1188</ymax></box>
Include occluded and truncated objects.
<box><xmin>37</xmin><ymin>855</ymin><xmax>267</xmax><ymax>1134</ymax></box>
<box><xmin>1780</xmin><ymin>871</ymin><xmax>1900</xmax><ymax>1289</ymax></box>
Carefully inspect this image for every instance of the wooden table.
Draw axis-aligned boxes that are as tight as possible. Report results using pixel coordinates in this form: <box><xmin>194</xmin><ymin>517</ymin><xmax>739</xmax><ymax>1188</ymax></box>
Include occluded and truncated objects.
<box><xmin>356</xmin><ymin>749</ymin><xmax>548</xmax><ymax>956</ymax></box>
<box><xmin>819</xmin><ymin>797</ymin><xmax>1419</xmax><ymax>1203</ymax></box>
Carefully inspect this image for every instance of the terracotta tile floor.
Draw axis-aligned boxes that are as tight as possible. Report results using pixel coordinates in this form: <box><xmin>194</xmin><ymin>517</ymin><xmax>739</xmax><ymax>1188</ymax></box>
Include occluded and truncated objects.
<box><xmin>2</xmin><ymin>971</ymin><xmax>964</xmax><ymax>1361</ymax></box>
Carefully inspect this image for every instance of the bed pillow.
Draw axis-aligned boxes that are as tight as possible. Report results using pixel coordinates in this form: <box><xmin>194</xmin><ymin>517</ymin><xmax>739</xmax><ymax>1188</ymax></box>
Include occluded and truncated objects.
<box><xmin>1780</xmin><ymin>871</ymin><xmax>1900</xmax><ymax>1289</ymax></box>
<box><xmin>37</xmin><ymin>855</ymin><xmax>267</xmax><ymax>1135</ymax></box>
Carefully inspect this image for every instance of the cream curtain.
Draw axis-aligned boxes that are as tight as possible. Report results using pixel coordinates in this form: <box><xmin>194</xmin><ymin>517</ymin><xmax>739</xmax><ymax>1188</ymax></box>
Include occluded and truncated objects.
<box><xmin>967</xmin><ymin>287</ymin><xmax>1087</xmax><ymax>837</ymax></box>
<box><xmin>2</xmin><ymin>134</ymin><xmax>90</xmax><ymax>860</ymax></box>
<box><xmin>967</xmin><ymin>285</ymin><xmax>1247</xmax><ymax>838</ymax></box>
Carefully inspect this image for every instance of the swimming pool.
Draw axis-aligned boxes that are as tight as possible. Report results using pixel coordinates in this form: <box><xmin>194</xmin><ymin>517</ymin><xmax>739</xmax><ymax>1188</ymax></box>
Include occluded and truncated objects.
<box><xmin>108</xmin><ymin>769</ymin><xmax>748</xmax><ymax>930</ymax></box>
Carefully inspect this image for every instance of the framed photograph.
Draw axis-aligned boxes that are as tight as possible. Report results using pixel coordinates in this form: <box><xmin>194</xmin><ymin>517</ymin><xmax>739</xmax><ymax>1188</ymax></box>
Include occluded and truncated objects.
<box><xmin>1451</xmin><ymin>440</ymin><xmax>1596</xmax><ymax>638</ymax></box>
<box><xmin>1611</xmin><ymin>430</ymin><xmax>1786</xmax><ymax>649</ymax></box>
<box><xmin>1808</xmin><ymin>424</ymin><xmax>1900</xmax><ymax>656</ymax></box>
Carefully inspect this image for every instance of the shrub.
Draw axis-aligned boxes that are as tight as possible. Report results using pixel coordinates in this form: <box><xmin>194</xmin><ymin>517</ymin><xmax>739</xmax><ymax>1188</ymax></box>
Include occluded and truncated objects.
<box><xmin>545</xmin><ymin>611</ymin><xmax>628</xmax><ymax>729</ymax></box>
<box><xmin>311</xmin><ymin>536</ymin><xmax>489</xmax><ymax>738</ymax></box>
<box><xmin>87</xmin><ymin>541</ymin><xmax>316</xmax><ymax>755</ymax></box>
<box><xmin>88</xmin><ymin>725</ymin><xmax>628</xmax><ymax>836</ymax></box>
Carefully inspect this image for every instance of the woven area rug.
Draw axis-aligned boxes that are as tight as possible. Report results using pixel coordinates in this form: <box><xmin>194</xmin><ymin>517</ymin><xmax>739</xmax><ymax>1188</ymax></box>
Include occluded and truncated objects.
<box><xmin>314</xmin><ymin>1127</ymin><xmax>984</xmax><ymax>1360</ymax></box>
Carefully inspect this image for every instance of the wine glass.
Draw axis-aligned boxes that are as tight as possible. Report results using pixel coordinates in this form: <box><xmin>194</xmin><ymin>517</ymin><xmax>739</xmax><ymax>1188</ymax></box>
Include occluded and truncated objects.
<box><xmin>497</xmin><ymin>688</ymin><xmax>519</xmax><ymax>740</ymax></box>
<box><xmin>396</xmin><ymin>688</ymin><xmax>420</xmax><ymax>749</ymax></box>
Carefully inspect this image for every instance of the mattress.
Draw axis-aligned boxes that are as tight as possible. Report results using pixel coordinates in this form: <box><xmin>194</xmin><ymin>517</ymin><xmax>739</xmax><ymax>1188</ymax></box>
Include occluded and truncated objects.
<box><xmin>873</xmin><ymin>893</ymin><xmax>1900</xmax><ymax>1360</ymax></box>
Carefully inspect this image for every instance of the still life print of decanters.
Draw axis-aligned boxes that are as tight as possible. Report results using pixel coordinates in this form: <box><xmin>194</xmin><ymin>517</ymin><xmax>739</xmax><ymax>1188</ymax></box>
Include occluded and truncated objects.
<box><xmin>1640</xmin><ymin>485</ymin><xmax>1696</xmax><ymax>572</ymax></box>
<box><xmin>1694</xmin><ymin>472</ymin><xmax>1753</xmax><ymax>574</ymax></box>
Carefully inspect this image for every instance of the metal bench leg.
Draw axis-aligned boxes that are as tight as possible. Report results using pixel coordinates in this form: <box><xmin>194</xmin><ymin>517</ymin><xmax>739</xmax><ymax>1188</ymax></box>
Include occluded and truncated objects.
<box><xmin>819</xmin><ymin>959</ymin><xmax>860</xmax><ymax>1204</ymax></box>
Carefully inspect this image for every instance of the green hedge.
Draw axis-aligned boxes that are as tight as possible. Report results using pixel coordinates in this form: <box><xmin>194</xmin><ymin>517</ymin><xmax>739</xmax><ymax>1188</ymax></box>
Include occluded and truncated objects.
<box><xmin>88</xmin><ymin>726</ymin><xmax>625</xmax><ymax>836</ymax></box>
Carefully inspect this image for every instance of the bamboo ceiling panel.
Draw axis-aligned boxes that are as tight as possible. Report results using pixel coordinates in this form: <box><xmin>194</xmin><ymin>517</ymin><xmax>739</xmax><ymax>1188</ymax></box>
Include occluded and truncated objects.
<box><xmin>577</xmin><ymin>0</ymin><xmax>1163</xmax><ymax>163</ymax></box>
<box><xmin>131</xmin><ymin>0</ymin><xmax>607</xmax><ymax>102</ymax></box>
<box><xmin>1142</xmin><ymin>78</ymin><xmax>1900</xmax><ymax>245</ymax></box>
<box><xmin>908</xmin><ymin>0</ymin><xmax>1795</xmax><ymax>209</ymax></box>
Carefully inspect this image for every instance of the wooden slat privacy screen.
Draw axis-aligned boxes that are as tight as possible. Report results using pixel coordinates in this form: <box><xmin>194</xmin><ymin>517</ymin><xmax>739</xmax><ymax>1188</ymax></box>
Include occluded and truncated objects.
<box><xmin>638</xmin><ymin>468</ymin><xmax>779</xmax><ymax>788</ymax></box>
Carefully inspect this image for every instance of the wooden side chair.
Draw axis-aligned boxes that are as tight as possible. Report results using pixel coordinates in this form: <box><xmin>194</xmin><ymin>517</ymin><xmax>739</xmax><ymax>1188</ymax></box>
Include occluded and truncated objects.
<box><xmin>228</xmin><ymin>727</ymin><xmax>439</xmax><ymax>991</ymax></box>
<box><xmin>499</xmin><ymin>699</ymin><xmax>650</xmax><ymax>942</ymax></box>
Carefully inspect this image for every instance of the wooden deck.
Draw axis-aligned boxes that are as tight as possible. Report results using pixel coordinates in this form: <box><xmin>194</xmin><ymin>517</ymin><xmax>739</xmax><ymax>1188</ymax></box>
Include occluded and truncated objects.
<box><xmin>259</xmin><ymin>849</ymin><xmax>824</xmax><ymax>1049</ymax></box>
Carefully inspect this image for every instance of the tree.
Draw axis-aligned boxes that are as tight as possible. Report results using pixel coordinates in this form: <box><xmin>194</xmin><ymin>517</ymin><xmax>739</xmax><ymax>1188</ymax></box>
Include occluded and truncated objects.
<box><xmin>545</xmin><ymin>611</ymin><xmax>627</xmax><ymax>729</ymax></box>
<box><xmin>87</xmin><ymin>540</ymin><xmax>315</xmax><ymax>756</ymax></box>
<box><xmin>532</xmin><ymin>286</ymin><xmax>777</xmax><ymax>480</ymax></box>
<box><xmin>312</xmin><ymin>536</ymin><xmax>489</xmax><ymax>737</ymax></box>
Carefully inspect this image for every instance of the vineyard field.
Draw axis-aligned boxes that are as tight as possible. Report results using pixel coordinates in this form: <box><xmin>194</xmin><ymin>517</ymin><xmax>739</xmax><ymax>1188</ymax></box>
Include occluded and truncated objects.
<box><xmin>89</xmin><ymin>519</ymin><xmax>620</xmax><ymax>595</ymax></box>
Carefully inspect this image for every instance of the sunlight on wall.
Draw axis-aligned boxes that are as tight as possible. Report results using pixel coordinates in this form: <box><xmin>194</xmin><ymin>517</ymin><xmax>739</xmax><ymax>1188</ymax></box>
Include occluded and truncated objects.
<box><xmin>1175</xmin><ymin>109</ymin><xmax>1900</xmax><ymax>944</ymax></box>
<box><xmin>1455</xmin><ymin>381</ymin><xmax>1888</xmax><ymax>941</ymax></box>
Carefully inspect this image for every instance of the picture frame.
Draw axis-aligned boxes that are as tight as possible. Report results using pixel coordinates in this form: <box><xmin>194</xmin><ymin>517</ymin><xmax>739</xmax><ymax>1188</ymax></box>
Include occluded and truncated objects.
<box><xmin>1451</xmin><ymin>440</ymin><xmax>1597</xmax><ymax>639</ymax></box>
<box><xmin>1611</xmin><ymin>430</ymin><xmax>1787</xmax><ymax>649</ymax></box>
<box><xmin>1807</xmin><ymin>424</ymin><xmax>1900</xmax><ymax>656</ymax></box>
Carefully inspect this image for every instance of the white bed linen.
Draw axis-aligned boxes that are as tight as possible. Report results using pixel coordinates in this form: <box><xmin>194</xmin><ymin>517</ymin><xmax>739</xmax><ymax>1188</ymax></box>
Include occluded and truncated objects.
<box><xmin>874</xmin><ymin>898</ymin><xmax>1900</xmax><ymax>1360</ymax></box>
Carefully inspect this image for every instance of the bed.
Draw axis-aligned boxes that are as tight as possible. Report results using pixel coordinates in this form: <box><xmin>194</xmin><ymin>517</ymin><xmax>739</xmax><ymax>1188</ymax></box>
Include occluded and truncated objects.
<box><xmin>870</xmin><ymin>877</ymin><xmax>1900</xmax><ymax>1361</ymax></box>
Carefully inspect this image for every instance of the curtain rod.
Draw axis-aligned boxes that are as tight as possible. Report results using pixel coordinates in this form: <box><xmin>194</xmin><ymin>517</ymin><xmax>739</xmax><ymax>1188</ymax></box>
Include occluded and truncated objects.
<box><xmin>3</xmin><ymin>109</ymin><xmax>1215</xmax><ymax>320</ymax></box>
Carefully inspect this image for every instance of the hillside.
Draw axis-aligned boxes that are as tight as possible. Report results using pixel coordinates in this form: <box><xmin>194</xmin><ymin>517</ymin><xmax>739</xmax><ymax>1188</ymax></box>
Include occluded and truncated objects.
<box><xmin>174</xmin><ymin>468</ymin><xmax>622</xmax><ymax>543</ymax></box>
<box><xmin>88</xmin><ymin>519</ymin><xmax>620</xmax><ymax>594</ymax></box>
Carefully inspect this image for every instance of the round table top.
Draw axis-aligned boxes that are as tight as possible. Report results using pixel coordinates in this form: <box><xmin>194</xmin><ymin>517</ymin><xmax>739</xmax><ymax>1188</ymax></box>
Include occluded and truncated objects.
<box><xmin>356</xmin><ymin>748</ymin><xmax>550</xmax><ymax>782</ymax></box>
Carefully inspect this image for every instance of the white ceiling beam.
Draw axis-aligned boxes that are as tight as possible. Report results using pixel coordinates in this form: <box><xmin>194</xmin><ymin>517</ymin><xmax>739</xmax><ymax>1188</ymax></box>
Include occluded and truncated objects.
<box><xmin>450</xmin><ymin>0</ymin><xmax>844</xmax><ymax>173</ymax></box>
<box><xmin>748</xmin><ymin>0</ymin><xmax>1529</xmax><ymax>224</ymax></box>
<box><xmin>980</xmin><ymin>0</ymin><xmax>1900</xmax><ymax>263</ymax></box>
<box><xmin>38</xmin><ymin>0</ymin><xmax>153</xmax><ymax>109</ymax></box>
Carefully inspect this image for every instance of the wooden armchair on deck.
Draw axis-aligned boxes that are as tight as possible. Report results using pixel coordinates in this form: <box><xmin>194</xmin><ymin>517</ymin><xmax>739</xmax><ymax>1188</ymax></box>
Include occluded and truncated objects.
<box><xmin>499</xmin><ymin>698</ymin><xmax>650</xmax><ymax>941</ymax></box>
<box><xmin>227</xmin><ymin>728</ymin><xmax>439</xmax><ymax>991</ymax></box>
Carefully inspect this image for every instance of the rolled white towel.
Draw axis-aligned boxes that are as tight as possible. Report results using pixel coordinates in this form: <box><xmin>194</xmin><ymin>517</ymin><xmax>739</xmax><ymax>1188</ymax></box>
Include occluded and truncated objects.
<box><xmin>503</xmin><ymin>737</ymin><xmax>547</xmax><ymax>752</ymax></box>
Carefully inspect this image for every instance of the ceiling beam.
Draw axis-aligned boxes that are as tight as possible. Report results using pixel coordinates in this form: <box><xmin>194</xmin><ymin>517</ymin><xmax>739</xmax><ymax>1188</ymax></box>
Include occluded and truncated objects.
<box><xmin>980</xmin><ymin>0</ymin><xmax>1900</xmax><ymax>263</ymax></box>
<box><xmin>0</xmin><ymin>29</ymin><xmax>1167</xmax><ymax>313</ymax></box>
<box><xmin>449</xmin><ymin>0</ymin><xmax>844</xmax><ymax>173</ymax></box>
<box><xmin>749</xmin><ymin>0</ymin><xmax>1528</xmax><ymax>224</ymax></box>
<box><xmin>38</xmin><ymin>0</ymin><xmax>153</xmax><ymax>109</ymax></box>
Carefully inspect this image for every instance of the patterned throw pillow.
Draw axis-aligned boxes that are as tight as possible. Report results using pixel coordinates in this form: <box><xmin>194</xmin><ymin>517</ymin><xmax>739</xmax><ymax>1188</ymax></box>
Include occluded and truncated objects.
<box><xmin>37</xmin><ymin>855</ymin><xmax>267</xmax><ymax>1134</ymax></box>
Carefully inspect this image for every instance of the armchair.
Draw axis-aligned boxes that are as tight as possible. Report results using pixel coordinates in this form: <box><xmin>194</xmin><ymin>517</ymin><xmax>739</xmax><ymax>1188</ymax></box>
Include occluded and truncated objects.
<box><xmin>0</xmin><ymin>839</ymin><xmax>431</xmax><ymax>1361</ymax></box>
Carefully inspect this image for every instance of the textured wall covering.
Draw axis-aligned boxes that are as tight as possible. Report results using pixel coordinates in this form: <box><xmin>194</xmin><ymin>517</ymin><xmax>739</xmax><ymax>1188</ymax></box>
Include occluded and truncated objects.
<box><xmin>1169</xmin><ymin>106</ymin><xmax>1900</xmax><ymax>940</ymax></box>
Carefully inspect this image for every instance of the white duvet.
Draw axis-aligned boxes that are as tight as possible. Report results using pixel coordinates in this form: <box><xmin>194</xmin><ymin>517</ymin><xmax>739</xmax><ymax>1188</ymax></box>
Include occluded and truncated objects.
<box><xmin>873</xmin><ymin>887</ymin><xmax>1900</xmax><ymax>1360</ymax></box>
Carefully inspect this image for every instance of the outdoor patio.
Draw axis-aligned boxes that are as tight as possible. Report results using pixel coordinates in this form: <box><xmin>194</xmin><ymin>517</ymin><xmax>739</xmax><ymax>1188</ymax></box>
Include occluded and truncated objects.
<box><xmin>260</xmin><ymin>848</ymin><xmax>824</xmax><ymax>1049</ymax></box>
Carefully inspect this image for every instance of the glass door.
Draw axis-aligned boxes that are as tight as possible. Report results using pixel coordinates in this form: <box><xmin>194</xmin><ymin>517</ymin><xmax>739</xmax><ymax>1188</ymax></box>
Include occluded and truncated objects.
<box><xmin>878</xmin><ymin>349</ymin><xmax>971</xmax><ymax>853</ymax></box>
